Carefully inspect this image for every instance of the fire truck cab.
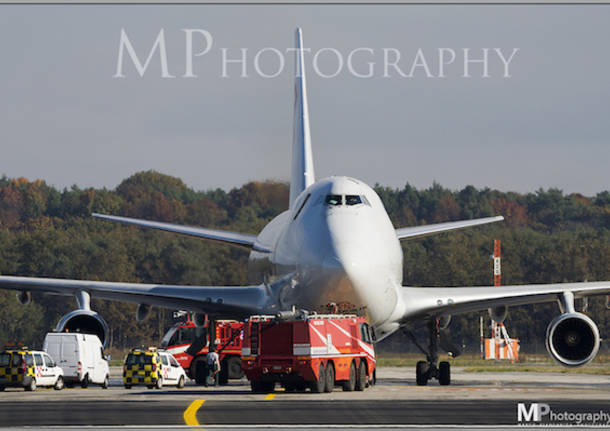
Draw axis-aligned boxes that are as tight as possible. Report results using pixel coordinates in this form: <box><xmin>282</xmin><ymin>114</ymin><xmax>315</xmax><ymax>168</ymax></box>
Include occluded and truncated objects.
<box><xmin>160</xmin><ymin>315</ymin><xmax>243</xmax><ymax>385</ymax></box>
<box><xmin>241</xmin><ymin>314</ymin><xmax>376</xmax><ymax>393</ymax></box>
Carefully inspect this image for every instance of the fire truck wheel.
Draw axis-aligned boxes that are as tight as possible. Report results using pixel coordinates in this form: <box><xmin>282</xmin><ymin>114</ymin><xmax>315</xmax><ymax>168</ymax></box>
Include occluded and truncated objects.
<box><xmin>251</xmin><ymin>380</ymin><xmax>264</xmax><ymax>393</ymax></box>
<box><xmin>227</xmin><ymin>356</ymin><xmax>244</xmax><ymax>379</ymax></box>
<box><xmin>439</xmin><ymin>361</ymin><xmax>450</xmax><ymax>386</ymax></box>
<box><xmin>192</xmin><ymin>357</ymin><xmax>208</xmax><ymax>385</ymax></box>
<box><xmin>324</xmin><ymin>363</ymin><xmax>335</xmax><ymax>393</ymax></box>
<box><xmin>416</xmin><ymin>361</ymin><xmax>429</xmax><ymax>386</ymax></box>
<box><xmin>219</xmin><ymin>363</ymin><xmax>229</xmax><ymax>385</ymax></box>
<box><xmin>296</xmin><ymin>381</ymin><xmax>307</xmax><ymax>392</ymax></box>
<box><xmin>177</xmin><ymin>376</ymin><xmax>185</xmax><ymax>389</ymax></box>
<box><xmin>355</xmin><ymin>361</ymin><xmax>366</xmax><ymax>391</ymax></box>
<box><xmin>310</xmin><ymin>364</ymin><xmax>326</xmax><ymax>393</ymax></box>
<box><xmin>342</xmin><ymin>362</ymin><xmax>356</xmax><ymax>392</ymax></box>
<box><xmin>262</xmin><ymin>381</ymin><xmax>274</xmax><ymax>392</ymax></box>
<box><xmin>283</xmin><ymin>382</ymin><xmax>296</xmax><ymax>392</ymax></box>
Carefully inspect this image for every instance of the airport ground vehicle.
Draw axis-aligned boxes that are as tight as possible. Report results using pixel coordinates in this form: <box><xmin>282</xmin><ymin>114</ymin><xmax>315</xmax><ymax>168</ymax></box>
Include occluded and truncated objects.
<box><xmin>160</xmin><ymin>315</ymin><xmax>244</xmax><ymax>385</ymax></box>
<box><xmin>241</xmin><ymin>314</ymin><xmax>376</xmax><ymax>393</ymax></box>
<box><xmin>43</xmin><ymin>333</ymin><xmax>109</xmax><ymax>388</ymax></box>
<box><xmin>123</xmin><ymin>348</ymin><xmax>186</xmax><ymax>389</ymax></box>
<box><xmin>0</xmin><ymin>346</ymin><xmax>64</xmax><ymax>391</ymax></box>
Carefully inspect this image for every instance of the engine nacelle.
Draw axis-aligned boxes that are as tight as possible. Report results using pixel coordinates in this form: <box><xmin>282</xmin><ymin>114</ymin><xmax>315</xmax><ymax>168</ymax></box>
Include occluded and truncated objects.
<box><xmin>546</xmin><ymin>312</ymin><xmax>600</xmax><ymax>367</ymax></box>
<box><xmin>55</xmin><ymin>310</ymin><xmax>109</xmax><ymax>349</ymax></box>
<box><xmin>136</xmin><ymin>304</ymin><xmax>151</xmax><ymax>322</ymax></box>
<box><xmin>489</xmin><ymin>305</ymin><xmax>508</xmax><ymax>324</ymax></box>
<box><xmin>193</xmin><ymin>313</ymin><xmax>208</xmax><ymax>328</ymax></box>
<box><xmin>439</xmin><ymin>315</ymin><xmax>451</xmax><ymax>330</ymax></box>
<box><xmin>16</xmin><ymin>291</ymin><xmax>31</xmax><ymax>305</ymax></box>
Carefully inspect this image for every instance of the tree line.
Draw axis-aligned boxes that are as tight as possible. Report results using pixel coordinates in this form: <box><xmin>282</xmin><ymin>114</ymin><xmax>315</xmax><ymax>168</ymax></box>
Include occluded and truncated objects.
<box><xmin>0</xmin><ymin>171</ymin><xmax>608</xmax><ymax>355</ymax></box>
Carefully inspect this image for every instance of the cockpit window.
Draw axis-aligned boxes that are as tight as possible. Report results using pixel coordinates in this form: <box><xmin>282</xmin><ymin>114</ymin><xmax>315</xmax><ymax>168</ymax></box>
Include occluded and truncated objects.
<box><xmin>325</xmin><ymin>195</ymin><xmax>342</xmax><ymax>206</ymax></box>
<box><xmin>345</xmin><ymin>195</ymin><xmax>362</xmax><ymax>206</ymax></box>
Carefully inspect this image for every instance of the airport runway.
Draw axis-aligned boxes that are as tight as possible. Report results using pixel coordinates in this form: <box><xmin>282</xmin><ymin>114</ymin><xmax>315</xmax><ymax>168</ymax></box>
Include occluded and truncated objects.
<box><xmin>0</xmin><ymin>367</ymin><xmax>609</xmax><ymax>427</ymax></box>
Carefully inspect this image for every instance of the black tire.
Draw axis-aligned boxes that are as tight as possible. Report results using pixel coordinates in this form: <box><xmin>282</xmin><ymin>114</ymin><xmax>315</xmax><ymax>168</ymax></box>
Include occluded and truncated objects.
<box><xmin>192</xmin><ymin>357</ymin><xmax>208</xmax><ymax>386</ymax></box>
<box><xmin>155</xmin><ymin>377</ymin><xmax>163</xmax><ymax>389</ymax></box>
<box><xmin>310</xmin><ymin>364</ymin><xmax>326</xmax><ymax>393</ymax></box>
<box><xmin>147</xmin><ymin>385</ymin><xmax>154</xmax><ymax>389</ymax></box>
<box><xmin>54</xmin><ymin>376</ymin><xmax>64</xmax><ymax>391</ymax></box>
<box><xmin>0</xmin><ymin>386</ymin><xmax>5</xmax><ymax>391</ymax></box>
<box><xmin>283</xmin><ymin>382</ymin><xmax>296</xmax><ymax>392</ymax></box>
<box><xmin>261</xmin><ymin>381</ymin><xmax>275</xmax><ymax>393</ymax></box>
<box><xmin>251</xmin><ymin>380</ymin><xmax>264</xmax><ymax>393</ymax></box>
<box><xmin>439</xmin><ymin>361</ymin><xmax>450</xmax><ymax>386</ymax></box>
<box><xmin>124</xmin><ymin>385</ymin><xmax>132</xmax><ymax>389</ymax></box>
<box><xmin>296</xmin><ymin>381</ymin><xmax>307</xmax><ymax>392</ymax></box>
<box><xmin>355</xmin><ymin>361</ymin><xmax>366</xmax><ymax>391</ymax></box>
<box><xmin>371</xmin><ymin>368</ymin><xmax>376</xmax><ymax>386</ymax></box>
<box><xmin>81</xmin><ymin>374</ymin><xmax>89</xmax><ymax>389</ymax></box>
<box><xmin>324</xmin><ymin>362</ymin><xmax>335</xmax><ymax>393</ymax></box>
<box><xmin>342</xmin><ymin>362</ymin><xmax>356</xmax><ymax>392</ymax></box>
<box><xmin>25</xmin><ymin>378</ymin><xmax>36</xmax><ymax>392</ymax></box>
<box><xmin>177</xmin><ymin>376</ymin><xmax>185</xmax><ymax>389</ymax></box>
<box><xmin>219</xmin><ymin>361</ymin><xmax>229</xmax><ymax>385</ymax></box>
<box><xmin>102</xmin><ymin>375</ymin><xmax>109</xmax><ymax>389</ymax></box>
<box><xmin>227</xmin><ymin>356</ymin><xmax>244</xmax><ymax>380</ymax></box>
<box><xmin>416</xmin><ymin>361</ymin><xmax>429</xmax><ymax>386</ymax></box>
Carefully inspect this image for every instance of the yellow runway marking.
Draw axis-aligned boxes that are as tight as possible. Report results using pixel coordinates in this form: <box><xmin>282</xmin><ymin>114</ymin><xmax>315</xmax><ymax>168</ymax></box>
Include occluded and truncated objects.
<box><xmin>183</xmin><ymin>399</ymin><xmax>205</xmax><ymax>426</ymax></box>
<box><xmin>264</xmin><ymin>393</ymin><xmax>276</xmax><ymax>400</ymax></box>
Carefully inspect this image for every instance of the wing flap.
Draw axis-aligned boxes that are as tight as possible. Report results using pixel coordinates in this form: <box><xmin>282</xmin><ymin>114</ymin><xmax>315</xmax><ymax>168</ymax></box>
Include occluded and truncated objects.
<box><xmin>395</xmin><ymin>216</ymin><xmax>504</xmax><ymax>240</ymax></box>
<box><xmin>0</xmin><ymin>275</ymin><xmax>272</xmax><ymax>318</ymax></box>
<box><xmin>399</xmin><ymin>281</ymin><xmax>610</xmax><ymax>323</ymax></box>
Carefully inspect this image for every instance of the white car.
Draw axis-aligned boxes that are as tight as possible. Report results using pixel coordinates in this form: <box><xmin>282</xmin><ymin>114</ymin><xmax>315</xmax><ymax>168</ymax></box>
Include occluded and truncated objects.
<box><xmin>0</xmin><ymin>349</ymin><xmax>64</xmax><ymax>391</ymax></box>
<box><xmin>158</xmin><ymin>351</ymin><xmax>187</xmax><ymax>389</ymax></box>
<box><xmin>43</xmin><ymin>333</ymin><xmax>109</xmax><ymax>388</ymax></box>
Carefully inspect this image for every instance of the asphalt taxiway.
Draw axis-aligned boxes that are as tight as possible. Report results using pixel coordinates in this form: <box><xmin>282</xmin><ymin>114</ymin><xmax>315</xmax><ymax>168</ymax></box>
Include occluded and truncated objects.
<box><xmin>0</xmin><ymin>367</ymin><xmax>608</xmax><ymax>427</ymax></box>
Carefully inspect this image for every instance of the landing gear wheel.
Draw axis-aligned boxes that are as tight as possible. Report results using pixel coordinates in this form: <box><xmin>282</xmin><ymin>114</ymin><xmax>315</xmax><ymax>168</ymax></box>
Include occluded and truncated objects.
<box><xmin>310</xmin><ymin>364</ymin><xmax>326</xmax><ymax>393</ymax></box>
<box><xmin>155</xmin><ymin>377</ymin><xmax>163</xmax><ymax>389</ymax></box>
<box><xmin>177</xmin><ymin>376</ymin><xmax>185</xmax><ymax>389</ymax></box>
<box><xmin>342</xmin><ymin>362</ymin><xmax>356</xmax><ymax>392</ymax></box>
<box><xmin>324</xmin><ymin>363</ymin><xmax>335</xmax><ymax>393</ymax></box>
<box><xmin>439</xmin><ymin>361</ymin><xmax>450</xmax><ymax>386</ymax></box>
<box><xmin>54</xmin><ymin>376</ymin><xmax>64</xmax><ymax>391</ymax></box>
<box><xmin>81</xmin><ymin>374</ymin><xmax>89</xmax><ymax>389</ymax></box>
<box><xmin>416</xmin><ymin>361</ymin><xmax>429</xmax><ymax>386</ymax></box>
<box><xmin>102</xmin><ymin>375</ymin><xmax>109</xmax><ymax>389</ymax></box>
<box><xmin>355</xmin><ymin>361</ymin><xmax>366</xmax><ymax>391</ymax></box>
<box><xmin>227</xmin><ymin>356</ymin><xmax>244</xmax><ymax>379</ymax></box>
<box><xmin>25</xmin><ymin>378</ymin><xmax>36</xmax><ymax>391</ymax></box>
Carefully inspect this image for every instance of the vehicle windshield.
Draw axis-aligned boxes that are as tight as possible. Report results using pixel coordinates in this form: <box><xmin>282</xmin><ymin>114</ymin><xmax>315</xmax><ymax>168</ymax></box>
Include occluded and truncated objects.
<box><xmin>0</xmin><ymin>353</ymin><xmax>10</xmax><ymax>367</ymax></box>
<box><xmin>126</xmin><ymin>354</ymin><xmax>153</xmax><ymax>366</ymax></box>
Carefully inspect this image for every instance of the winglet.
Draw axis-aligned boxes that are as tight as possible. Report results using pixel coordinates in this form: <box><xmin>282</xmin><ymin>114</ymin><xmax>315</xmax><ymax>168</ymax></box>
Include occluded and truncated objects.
<box><xmin>289</xmin><ymin>28</ymin><xmax>315</xmax><ymax>208</ymax></box>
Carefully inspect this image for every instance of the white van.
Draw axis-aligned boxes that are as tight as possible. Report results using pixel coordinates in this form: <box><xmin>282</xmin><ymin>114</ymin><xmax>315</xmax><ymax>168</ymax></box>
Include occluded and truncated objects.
<box><xmin>43</xmin><ymin>333</ymin><xmax>109</xmax><ymax>388</ymax></box>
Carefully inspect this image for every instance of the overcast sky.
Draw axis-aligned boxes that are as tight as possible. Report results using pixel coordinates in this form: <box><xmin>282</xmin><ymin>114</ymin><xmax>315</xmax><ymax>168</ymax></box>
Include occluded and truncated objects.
<box><xmin>0</xmin><ymin>5</ymin><xmax>608</xmax><ymax>196</ymax></box>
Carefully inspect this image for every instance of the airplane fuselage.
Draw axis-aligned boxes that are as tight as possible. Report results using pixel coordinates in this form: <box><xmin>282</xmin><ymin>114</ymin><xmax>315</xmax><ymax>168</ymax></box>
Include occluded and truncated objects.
<box><xmin>248</xmin><ymin>176</ymin><xmax>405</xmax><ymax>340</ymax></box>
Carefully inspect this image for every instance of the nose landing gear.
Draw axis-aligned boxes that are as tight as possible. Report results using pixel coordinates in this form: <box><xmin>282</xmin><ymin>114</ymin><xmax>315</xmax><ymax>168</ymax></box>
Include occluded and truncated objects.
<box><xmin>404</xmin><ymin>318</ymin><xmax>451</xmax><ymax>386</ymax></box>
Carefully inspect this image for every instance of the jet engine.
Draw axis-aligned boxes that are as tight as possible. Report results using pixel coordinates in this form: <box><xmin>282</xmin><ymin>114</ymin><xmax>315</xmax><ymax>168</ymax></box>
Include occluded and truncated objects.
<box><xmin>16</xmin><ymin>291</ymin><xmax>31</xmax><ymax>305</ymax></box>
<box><xmin>55</xmin><ymin>309</ymin><xmax>109</xmax><ymax>349</ymax></box>
<box><xmin>546</xmin><ymin>312</ymin><xmax>600</xmax><ymax>367</ymax></box>
<box><xmin>488</xmin><ymin>305</ymin><xmax>508</xmax><ymax>323</ymax></box>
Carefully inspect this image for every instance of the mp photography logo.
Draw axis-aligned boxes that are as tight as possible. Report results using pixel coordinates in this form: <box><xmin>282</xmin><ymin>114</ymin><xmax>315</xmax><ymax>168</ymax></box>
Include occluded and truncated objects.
<box><xmin>517</xmin><ymin>403</ymin><xmax>610</xmax><ymax>426</ymax></box>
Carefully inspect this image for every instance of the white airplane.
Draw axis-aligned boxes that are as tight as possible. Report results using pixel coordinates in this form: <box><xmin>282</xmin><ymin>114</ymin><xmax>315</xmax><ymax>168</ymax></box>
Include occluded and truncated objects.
<box><xmin>0</xmin><ymin>29</ymin><xmax>608</xmax><ymax>386</ymax></box>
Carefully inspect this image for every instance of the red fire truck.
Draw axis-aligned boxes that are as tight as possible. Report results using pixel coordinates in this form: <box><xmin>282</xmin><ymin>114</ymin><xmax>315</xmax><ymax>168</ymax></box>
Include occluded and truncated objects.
<box><xmin>160</xmin><ymin>314</ymin><xmax>244</xmax><ymax>385</ymax></box>
<box><xmin>241</xmin><ymin>314</ymin><xmax>376</xmax><ymax>393</ymax></box>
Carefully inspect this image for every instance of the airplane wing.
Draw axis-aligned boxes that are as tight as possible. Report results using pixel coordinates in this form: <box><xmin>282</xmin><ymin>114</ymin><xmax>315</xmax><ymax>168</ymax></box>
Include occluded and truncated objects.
<box><xmin>395</xmin><ymin>216</ymin><xmax>504</xmax><ymax>240</ymax></box>
<box><xmin>92</xmin><ymin>213</ymin><xmax>271</xmax><ymax>253</ymax></box>
<box><xmin>0</xmin><ymin>275</ymin><xmax>276</xmax><ymax>318</ymax></box>
<box><xmin>399</xmin><ymin>281</ymin><xmax>610</xmax><ymax>323</ymax></box>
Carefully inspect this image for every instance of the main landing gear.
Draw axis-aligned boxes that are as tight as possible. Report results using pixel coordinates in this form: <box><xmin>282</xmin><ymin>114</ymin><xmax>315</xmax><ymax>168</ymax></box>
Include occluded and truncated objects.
<box><xmin>404</xmin><ymin>319</ymin><xmax>451</xmax><ymax>386</ymax></box>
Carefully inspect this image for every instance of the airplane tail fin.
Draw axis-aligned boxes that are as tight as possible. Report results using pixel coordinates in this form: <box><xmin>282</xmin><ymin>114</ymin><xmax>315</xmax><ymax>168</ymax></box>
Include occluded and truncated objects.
<box><xmin>289</xmin><ymin>27</ymin><xmax>315</xmax><ymax>208</ymax></box>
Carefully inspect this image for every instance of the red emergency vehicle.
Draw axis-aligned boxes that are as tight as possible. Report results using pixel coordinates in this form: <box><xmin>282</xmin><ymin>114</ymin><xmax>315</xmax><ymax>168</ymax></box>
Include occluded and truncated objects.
<box><xmin>241</xmin><ymin>314</ymin><xmax>376</xmax><ymax>393</ymax></box>
<box><xmin>160</xmin><ymin>315</ymin><xmax>244</xmax><ymax>385</ymax></box>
